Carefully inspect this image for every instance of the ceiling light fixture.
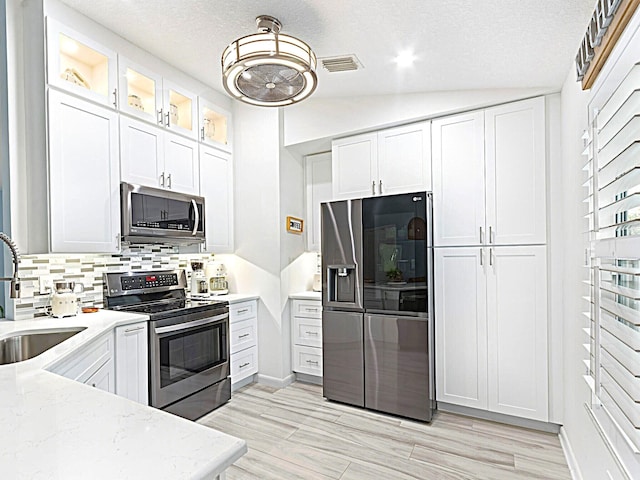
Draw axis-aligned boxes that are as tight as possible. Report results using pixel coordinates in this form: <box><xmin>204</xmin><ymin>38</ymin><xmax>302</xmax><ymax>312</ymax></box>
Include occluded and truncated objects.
<box><xmin>221</xmin><ymin>15</ymin><xmax>318</xmax><ymax>107</ymax></box>
<box><xmin>394</xmin><ymin>50</ymin><xmax>416</xmax><ymax>68</ymax></box>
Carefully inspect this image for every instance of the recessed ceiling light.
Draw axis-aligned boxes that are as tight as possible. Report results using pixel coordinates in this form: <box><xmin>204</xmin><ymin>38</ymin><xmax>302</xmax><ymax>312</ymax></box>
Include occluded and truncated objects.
<box><xmin>394</xmin><ymin>50</ymin><xmax>416</xmax><ymax>68</ymax></box>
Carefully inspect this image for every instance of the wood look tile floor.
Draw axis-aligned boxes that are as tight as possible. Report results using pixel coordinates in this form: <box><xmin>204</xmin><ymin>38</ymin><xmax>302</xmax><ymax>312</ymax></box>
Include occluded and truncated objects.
<box><xmin>198</xmin><ymin>383</ymin><xmax>571</xmax><ymax>480</ymax></box>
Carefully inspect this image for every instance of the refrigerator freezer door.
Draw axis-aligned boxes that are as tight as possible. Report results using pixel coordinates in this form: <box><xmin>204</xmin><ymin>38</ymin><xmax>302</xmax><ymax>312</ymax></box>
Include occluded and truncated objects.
<box><xmin>321</xmin><ymin>200</ymin><xmax>363</xmax><ymax>311</ymax></box>
<box><xmin>322</xmin><ymin>310</ymin><xmax>364</xmax><ymax>407</ymax></box>
<box><xmin>364</xmin><ymin>313</ymin><xmax>432</xmax><ymax>421</ymax></box>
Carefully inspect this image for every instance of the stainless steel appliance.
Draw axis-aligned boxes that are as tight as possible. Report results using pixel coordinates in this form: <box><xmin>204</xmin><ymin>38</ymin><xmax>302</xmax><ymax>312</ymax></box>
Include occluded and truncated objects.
<box><xmin>120</xmin><ymin>182</ymin><xmax>205</xmax><ymax>245</ymax></box>
<box><xmin>321</xmin><ymin>192</ymin><xmax>435</xmax><ymax>421</ymax></box>
<box><xmin>103</xmin><ymin>269</ymin><xmax>230</xmax><ymax>420</ymax></box>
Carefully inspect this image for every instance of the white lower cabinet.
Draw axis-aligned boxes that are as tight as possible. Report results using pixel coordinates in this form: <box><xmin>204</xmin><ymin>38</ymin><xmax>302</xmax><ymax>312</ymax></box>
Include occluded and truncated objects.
<box><xmin>115</xmin><ymin>322</ymin><xmax>149</xmax><ymax>405</ymax></box>
<box><xmin>291</xmin><ymin>299</ymin><xmax>323</xmax><ymax>377</ymax></box>
<box><xmin>48</xmin><ymin>331</ymin><xmax>115</xmax><ymax>394</ymax></box>
<box><xmin>435</xmin><ymin>246</ymin><xmax>548</xmax><ymax>421</ymax></box>
<box><xmin>229</xmin><ymin>300</ymin><xmax>258</xmax><ymax>385</ymax></box>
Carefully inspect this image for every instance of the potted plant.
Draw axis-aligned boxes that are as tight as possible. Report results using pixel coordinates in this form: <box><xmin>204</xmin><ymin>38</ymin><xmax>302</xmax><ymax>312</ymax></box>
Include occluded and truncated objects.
<box><xmin>385</xmin><ymin>268</ymin><xmax>403</xmax><ymax>282</ymax></box>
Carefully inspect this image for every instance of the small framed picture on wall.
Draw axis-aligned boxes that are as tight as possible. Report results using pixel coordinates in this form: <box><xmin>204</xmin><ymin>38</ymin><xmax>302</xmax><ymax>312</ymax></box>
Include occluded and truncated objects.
<box><xmin>286</xmin><ymin>216</ymin><xmax>304</xmax><ymax>234</ymax></box>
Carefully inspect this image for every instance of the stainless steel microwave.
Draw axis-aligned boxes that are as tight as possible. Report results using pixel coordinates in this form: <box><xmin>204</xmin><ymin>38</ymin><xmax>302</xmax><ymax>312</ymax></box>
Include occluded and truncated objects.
<box><xmin>120</xmin><ymin>182</ymin><xmax>205</xmax><ymax>245</ymax></box>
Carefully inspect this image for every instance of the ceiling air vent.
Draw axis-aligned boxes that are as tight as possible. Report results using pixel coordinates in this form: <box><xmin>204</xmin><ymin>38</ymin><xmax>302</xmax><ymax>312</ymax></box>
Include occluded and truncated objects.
<box><xmin>320</xmin><ymin>55</ymin><xmax>363</xmax><ymax>73</ymax></box>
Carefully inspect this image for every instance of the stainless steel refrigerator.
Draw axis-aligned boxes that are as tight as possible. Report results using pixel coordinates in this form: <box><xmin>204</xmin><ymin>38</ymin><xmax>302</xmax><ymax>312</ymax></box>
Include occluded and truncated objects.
<box><xmin>321</xmin><ymin>191</ymin><xmax>435</xmax><ymax>421</ymax></box>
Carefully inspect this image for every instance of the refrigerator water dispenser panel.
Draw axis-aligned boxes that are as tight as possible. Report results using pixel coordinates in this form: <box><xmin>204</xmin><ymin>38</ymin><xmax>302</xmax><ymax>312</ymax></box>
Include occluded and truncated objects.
<box><xmin>327</xmin><ymin>265</ymin><xmax>356</xmax><ymax>303</ymax></box>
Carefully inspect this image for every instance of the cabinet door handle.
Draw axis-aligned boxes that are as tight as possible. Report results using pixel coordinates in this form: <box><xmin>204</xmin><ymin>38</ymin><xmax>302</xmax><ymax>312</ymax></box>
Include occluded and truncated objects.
<box><xmin>306</xmin><ymin>360</ymin><xmax>319</xmax><ymax>365</ymax></box>
<box><xmin>489</xmin><ymin>248</ymin><xmax>494</xmax><ymax>266</ymax></box>
<box><xmin>115</xmin><ymin>234</ymin><xmax>121</xmax><ymax>251</ymax></box>
<box><xmin>489</xmin><ymin>226</ymin><xmax>493</xmax><ymax>244</ymax></box>
<box><xmin>165</xmin><ymin>111</ymin><xmax>170</xmax><ymax>127</ymax></box>
<box><xmin>160</xmin><ymin>172</ymin><xmax>165</xmax><ymax>188</ymax></box>
<box><xmin>91</xmin><ymin>383</ymin><xmax>97</xmax><ymax>388</ymax></box>
<box><xmin>305</xmin><ymin>331</ymin><xmax>319</xmax><ymax>336</ymax></box>
<box><xmin>239</xmin><ymin>362</ymin><xmax>250</xmax><ymax>369</ymax></box>
<box><xmin>480</xmin><ymin>226</ymin><xmax>484</xmax><ymax>244</ymax></box>
<box><xmin>166</xmin><ymin>174</ymin><xmax>172</xmax><ymax>189</ymax></box>
<box><xmin>305</xmin><ymin>308</ymin><xmax>318</xmax><ymax>312</ymax></box>
<box><xmin>157</xmin><ymin>109</ymin><xmax>163</xmax><ymax>125</ymax></box>
<box><xmin>112</xmin><ymin>89</ymin><xmax>118</xmax><ymax>108</ymax></box>
<box><xmin>201</xmin><ymin>127</ymin><xmax>205</xmax><ymax>141</ymax></box>
<box><xmin>480</xmin><ymin>248</ymin><xmax>484</xmax><ymax>266</ymax></box>
<box><xmin>379</xmin><ymin>179</ymin><xmax>383</xmax><ymax>194</ymax></box>
<box><xmin>237</xmin><ymin>308</ymin><xmax>249</xmax><ymax>314</ymax></box>
<box><xmin>125</xmin><ymin>326</ymin><xmax>145</xmax><ymax>333</ymax></box>
<box><xmin>238</xmin><ymin>333</ymin><xmax>250</xmax><ymax>339</ymax></box>
<box><xmin>372</xmin><ymin>181</ymin><xmax>376</xmax><ymax>195</ymax></box>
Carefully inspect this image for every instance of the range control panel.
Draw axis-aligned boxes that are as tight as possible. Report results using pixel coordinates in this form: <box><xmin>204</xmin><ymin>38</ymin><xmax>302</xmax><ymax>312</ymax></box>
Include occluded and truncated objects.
<box><xmin>120</xmin><ymin>273</ymin><xmax>179</xmax><ymax>291</ymax></box>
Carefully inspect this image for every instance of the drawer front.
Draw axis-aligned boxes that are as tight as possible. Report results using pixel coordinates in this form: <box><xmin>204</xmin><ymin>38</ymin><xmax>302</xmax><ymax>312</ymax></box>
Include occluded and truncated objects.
<box><xmin>231</xmin><ymin>345</ymin><xmax>258</xmax><ymax>382</ymax></box>
<box><xmin>293</xmin><ymin>316</ymin><xmax>322</xmax><ymax>348</ymax></box>
<box><xmin>229</xmin><ymin>316</ymin><xmax>257</xmax><ymax>353</ymax></box>
<box><xmin>230</xmin><ymin>300</ymin><xmax>257</xmax><ymax>323</ymax></box>
<box><xmin>293</xmin><ymin>300</ymin><xmax>322</xmax><ymax>318</ymax></box>
<box><xmin>48</xmin><ymin>331</ymin><xmax>113</xmax><ymax>383</ymax></box>
<box><xmin>293</xmin><ymin>345</ymin><xmax>323</xmax><ymax>377</ymax></box>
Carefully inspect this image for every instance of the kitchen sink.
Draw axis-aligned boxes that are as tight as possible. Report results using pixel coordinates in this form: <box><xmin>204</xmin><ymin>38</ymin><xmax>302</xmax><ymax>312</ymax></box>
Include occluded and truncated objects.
<box><xmin>0</xmin><ymin>327</ymin><xmax>87</xmax><ymax>365</ymax></box>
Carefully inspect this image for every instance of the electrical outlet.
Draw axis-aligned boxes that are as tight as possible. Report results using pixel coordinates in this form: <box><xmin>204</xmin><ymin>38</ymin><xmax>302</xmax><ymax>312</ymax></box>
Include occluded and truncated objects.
<box><xmin>39</xmin><ymin>276</ymin><xmax>53</xmax><ymax>294</ymax></box>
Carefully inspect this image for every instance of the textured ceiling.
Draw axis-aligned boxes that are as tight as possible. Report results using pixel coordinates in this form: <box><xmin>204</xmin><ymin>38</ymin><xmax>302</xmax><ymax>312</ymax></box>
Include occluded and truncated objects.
<box><xmin>59</xmin><ymin>0</ymin><xmax>595</xmax><ymax>98</ymax></box>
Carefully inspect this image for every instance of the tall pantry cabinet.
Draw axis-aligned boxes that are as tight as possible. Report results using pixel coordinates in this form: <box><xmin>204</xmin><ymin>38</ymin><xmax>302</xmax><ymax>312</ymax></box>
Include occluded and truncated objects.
<box><xmin>432</xmin><ymin>97</ymin><xmax>549</xmax><ymax>422</ymax></box>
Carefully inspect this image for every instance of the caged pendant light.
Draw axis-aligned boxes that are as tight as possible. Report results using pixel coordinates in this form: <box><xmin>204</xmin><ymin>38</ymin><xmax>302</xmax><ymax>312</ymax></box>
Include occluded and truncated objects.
<box><xmin>221</xmin><ymin>15</ymin><xmax>318</xmax><ymax>107</ymax></box>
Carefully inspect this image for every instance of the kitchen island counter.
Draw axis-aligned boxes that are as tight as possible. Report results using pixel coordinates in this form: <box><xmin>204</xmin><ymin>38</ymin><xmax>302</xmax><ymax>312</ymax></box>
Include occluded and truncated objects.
<box><xmin>0</xmin><ymin>310</ymin><xmax>247</xmax><ymax>479</ymax></box>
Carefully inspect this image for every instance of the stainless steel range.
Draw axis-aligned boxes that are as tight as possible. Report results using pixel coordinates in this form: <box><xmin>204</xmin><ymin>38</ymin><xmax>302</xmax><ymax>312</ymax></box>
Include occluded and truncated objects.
<box><xmin>103</xmin><ymin>269</ymin><xmax>230</xmax><ymax>420</ymax></box>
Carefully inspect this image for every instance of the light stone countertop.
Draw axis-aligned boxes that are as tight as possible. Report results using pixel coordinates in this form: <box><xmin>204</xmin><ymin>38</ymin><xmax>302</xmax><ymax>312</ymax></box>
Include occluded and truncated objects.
<box><xmin>289</xmin><ymin>291</ymin><xmax>322</xmax><ymax>301</ymax></box>
<box><xmin>212</xmin><ymin>293</ymin><xmax>259</xmax><ymax>304</ymax></box>
<box><xmin>0</xmin><ymin>309</ymin><xmax>247</xmax><ymax>479</ymax></box>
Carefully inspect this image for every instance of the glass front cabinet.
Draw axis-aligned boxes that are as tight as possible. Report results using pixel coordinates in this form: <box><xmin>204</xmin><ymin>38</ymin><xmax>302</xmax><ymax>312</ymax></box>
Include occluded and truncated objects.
<box><xmin>117</xmin><ymin>58</ymin><xmax>162</xmax><ymax>124</ymax></box>
<box><xmin>46</xmin><ymin>18</ymin><xmax>118</xmax><ymax>107</ymax></box>
<box><xmin>198</xmin><ymin>97</ymin><xmax>232</xmax><ymax>152</ymax></box>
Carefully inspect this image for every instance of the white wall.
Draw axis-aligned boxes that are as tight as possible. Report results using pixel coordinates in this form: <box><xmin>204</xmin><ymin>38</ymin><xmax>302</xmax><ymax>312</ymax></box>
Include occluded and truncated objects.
<box><xmin>559</xmin><ymin>68</ymin><xmax>624</xmax><ymax>480</ymax></box>
<box><xmin>284</xmin><ymin>88</ymin><xmax>553</xmax><ymax>153</ymax></box>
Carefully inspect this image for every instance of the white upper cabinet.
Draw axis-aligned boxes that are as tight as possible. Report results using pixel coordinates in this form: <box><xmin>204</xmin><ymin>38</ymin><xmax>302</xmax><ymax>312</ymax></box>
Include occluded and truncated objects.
<box><xmin>163</xmin><ymin>134</ymin><xmax>200</xmax><ymax>194</ymax></box>
<box><xmin>432</xmin><ymin>112</ymin><xmax>486</xmax><ymax>246</ymax></box>
<box><xmin>46</xmin><ymin>18</ymin><xmax>118</xmax><ymax>108</ymax></box>
<box><xmin>118</xmin><ymin>57</ymin><xmax>198</xmax><ymax>140</ymax></box>
<box><xmin>484</xmin><ymin>98</ymin><xmax>546</xmax><ymax>245</ymax></box>
<box><xmin>117</xmin><ymin>57</ymin><xmax>162</xmax><ymax>124</ymax></box>
<box><xmin>332</xmin><ymin>132</ymin><xmax>378</xmax><ymax>199</ymax></box>
<box><xmin>305</xmin><ymin>152</ymin><xmax>332</xmax><ymax>252</ymax></box>
<box><xmin>162</xmin><ymin>79</ymin><xmax>198</xmax><ymax>140</ymax></box>
<box><xmin>377</xmin><ymin>122</ymin><xmax>431</xmax><ymax>195</ymax></box>
<box><xmin>332</xmin><ymin>122</ymin><xmax>431</xmax><ymax>200</ymax></box>
<box><xmin>200</xmin><ymin>145</ymin><xmax>234</xmax><ymax>253</ymax></box>
<box><xmin>120</xmin><ymin>116</ymin><xmax>199</xmax><ymax>195</ymax></box>
<box><xmin>48</xmin><ymin>90</ymin><xmax>120</xmax><ymax>253</ymax></box>
<box><xmin>432</xmin><ymin>98</ymin><xmax>546</xmax><ymax>247</ymax></box>
<box><xmin>198</xmin><ymin>97</ymin><xmax>232</xmax><ymax>152</ymax></box>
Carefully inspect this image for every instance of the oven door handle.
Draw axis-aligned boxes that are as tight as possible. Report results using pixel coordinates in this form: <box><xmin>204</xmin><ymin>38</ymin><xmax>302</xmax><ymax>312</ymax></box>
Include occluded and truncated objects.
<box><xmin>154</xmin><ymin>312</ymin><xmax>228</xmax><ymax>335</ymax></box>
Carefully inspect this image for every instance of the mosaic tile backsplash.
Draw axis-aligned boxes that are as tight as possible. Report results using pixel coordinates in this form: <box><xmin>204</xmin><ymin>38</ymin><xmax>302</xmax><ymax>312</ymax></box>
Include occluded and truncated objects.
<box><xmin>13</xmin><ymin>245</ymin><xmax>217</xmax><ymax>321</ymax></box>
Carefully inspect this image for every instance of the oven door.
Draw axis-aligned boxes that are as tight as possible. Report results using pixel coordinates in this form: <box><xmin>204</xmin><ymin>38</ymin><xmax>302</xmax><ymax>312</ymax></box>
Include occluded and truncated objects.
<box><xmin>149</xmin><ymin>309</ymin><xmax>229</xmax><ymax>408</ymax></box>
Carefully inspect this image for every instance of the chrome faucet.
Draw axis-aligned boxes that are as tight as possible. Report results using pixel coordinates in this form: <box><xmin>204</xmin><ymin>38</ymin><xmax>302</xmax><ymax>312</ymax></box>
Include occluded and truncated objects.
<box><xmin>0</xmin><ymin>232</ymin><xmax>20</xmax><ymax>298</ymax></box>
